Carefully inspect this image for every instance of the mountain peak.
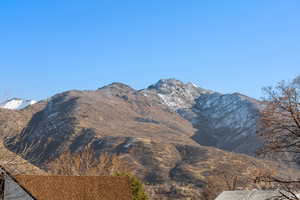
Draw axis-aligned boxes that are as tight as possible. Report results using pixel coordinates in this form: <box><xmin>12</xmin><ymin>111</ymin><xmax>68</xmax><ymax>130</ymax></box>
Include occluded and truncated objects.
<box><xmin>156</xmin><ymin>78</ymin><xmax>184</xmax><ymax>85</ymax></box>
<box><xmin>98</xmin><ymin>82</ymin><xmax>135</xmax><ymax>92</ymax></box>
<box><xmin>145</xmin><ymin>79</ymin><xmax>211</xmax><ymax>110</ymax></box>
<box><xmin>148</xmin><ymin>78</ymin><xmax>186</xmax><ymax>91</ymax></box>
<box><xmin>97</xmin><ymin>82</ymin><xmax>136</xmax><ymax>98</ymax></box>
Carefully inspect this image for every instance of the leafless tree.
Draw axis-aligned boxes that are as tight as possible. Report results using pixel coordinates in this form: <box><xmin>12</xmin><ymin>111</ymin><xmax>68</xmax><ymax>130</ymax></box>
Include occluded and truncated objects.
<box><xmin>48</xmin><ymin>145</ymin><xmax>134</xmax><ymax>176</ymax></box>
<box><xmin>201</xmin><ymin>172</ymin><xmax>239</xmax><ymax>200</ymax></box>
<box><xmin>258</xmin><ymin>75</ymin><xmax>300</xmax><ymax>199</ymax></box>
<box><xmin>260</xmin><ymin>78</ymin><xmax>300</xmax><ymax>155</ymax></box>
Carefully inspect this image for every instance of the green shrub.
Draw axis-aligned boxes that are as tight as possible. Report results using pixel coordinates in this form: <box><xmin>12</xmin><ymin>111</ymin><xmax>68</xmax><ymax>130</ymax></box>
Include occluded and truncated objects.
<box><xmin>114</xmin><ymin>172</ymin><xmax>149</xmax><ymax>200</ymax></box>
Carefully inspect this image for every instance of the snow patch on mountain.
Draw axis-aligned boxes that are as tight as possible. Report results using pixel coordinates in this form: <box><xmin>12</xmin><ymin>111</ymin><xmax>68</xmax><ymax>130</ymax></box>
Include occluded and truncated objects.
<box><xmin>194</xmin><ymin>93</ymin><xmax>260</xmax><ymax>131</ymax></box>
<box><xmin>190</xmin><ymin>92</ymin><xmax>262</xmax><ymax>154</ymax></box>
<box><xmin>0</xmin><ymin>98</ymin><xmax>37</xmax><ymax>110</ymax></box>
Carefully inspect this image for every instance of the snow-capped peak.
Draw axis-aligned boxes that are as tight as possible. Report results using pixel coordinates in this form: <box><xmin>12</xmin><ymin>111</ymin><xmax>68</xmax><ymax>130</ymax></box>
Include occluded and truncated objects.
<box><xmin>0</xmin><ymin>98</ymin><xmax>37</xmax><ymax>110</ymax></box>
<box><xmin>145</xmin><ymin>79</ymin><xmax>212</xmax><ymax>110</ymax></box>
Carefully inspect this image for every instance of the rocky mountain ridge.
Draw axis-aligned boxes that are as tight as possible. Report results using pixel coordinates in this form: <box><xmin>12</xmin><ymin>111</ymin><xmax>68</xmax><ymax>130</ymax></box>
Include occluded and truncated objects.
<box><xmin>2</xmin><ymin>79</ymin><xmax>264</xmax><ymax>160</ymax></box>
<box><xmin>142</xmin><ymin>79</ymin><xmax>212</xmax><ymax>110</ymax></box>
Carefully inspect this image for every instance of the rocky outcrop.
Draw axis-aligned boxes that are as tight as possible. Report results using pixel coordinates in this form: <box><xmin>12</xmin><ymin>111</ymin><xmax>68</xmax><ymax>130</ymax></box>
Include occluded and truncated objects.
<box><xmin>142</xmin><ymin>79</ymin><xmax>211</xmax><ymax>110</ymax></box>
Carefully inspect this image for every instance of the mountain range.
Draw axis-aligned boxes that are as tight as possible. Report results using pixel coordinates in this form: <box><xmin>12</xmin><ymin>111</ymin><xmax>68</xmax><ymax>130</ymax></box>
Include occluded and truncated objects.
<box><xmin>0</xmin><ymin>79</ymin><xmax>297</xmax><ymax>199</ymax></box>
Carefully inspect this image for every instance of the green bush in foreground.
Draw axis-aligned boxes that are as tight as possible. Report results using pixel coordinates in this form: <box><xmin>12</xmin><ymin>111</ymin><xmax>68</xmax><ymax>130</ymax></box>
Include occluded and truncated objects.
<box><xmin>114</xmin><ymin>172</ymin><xmax>149</xmax><ymax>200</ymax></box>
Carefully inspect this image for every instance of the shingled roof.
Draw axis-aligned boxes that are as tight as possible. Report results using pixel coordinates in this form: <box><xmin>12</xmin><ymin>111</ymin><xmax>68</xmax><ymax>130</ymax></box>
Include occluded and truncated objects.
<box><xmin>215</xmin><ymin>190</ymin><xmax>300</xmax><ymax>200</ymax></box>
<box><xmin>13</xmin><ymin>175</ymin><xmax>132</xmax><ymax>200</ymax></box>
<box><xmin>215</xmin><ymin>190</ymin><xmax>280</xmax><ymax>200</ymax></box>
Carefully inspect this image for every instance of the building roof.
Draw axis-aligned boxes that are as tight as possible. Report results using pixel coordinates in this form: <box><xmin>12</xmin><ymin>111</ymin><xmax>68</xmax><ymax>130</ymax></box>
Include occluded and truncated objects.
<box><xmin>215</xmin><ymin>190</ymin><xmax>282</xmax><ymax>200</ymax></box>
<box><xmin>14</xmin><ymin>175</ymin><xmax>132</xmax><ymax>200</ymax></box>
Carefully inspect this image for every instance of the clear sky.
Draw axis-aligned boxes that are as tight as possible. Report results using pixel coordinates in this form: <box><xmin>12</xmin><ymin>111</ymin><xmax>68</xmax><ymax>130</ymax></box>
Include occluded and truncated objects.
<box><xmin>0</xmin><ymin>0</ymin><xmax>299</xmax><ymax>101</ymax></box>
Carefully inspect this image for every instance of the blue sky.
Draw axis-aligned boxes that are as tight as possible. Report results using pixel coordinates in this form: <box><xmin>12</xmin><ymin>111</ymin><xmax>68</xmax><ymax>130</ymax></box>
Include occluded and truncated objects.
<box><xmin>0</xmin><ymin>0</ymin><xmax>299</xmax><ymax>101</ymax></box>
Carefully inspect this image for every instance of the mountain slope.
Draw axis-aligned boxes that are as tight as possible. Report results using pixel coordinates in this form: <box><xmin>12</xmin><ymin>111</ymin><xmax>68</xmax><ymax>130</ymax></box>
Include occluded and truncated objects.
<box><xmin>5</xmin><ymin>83</ymin><xmax>197</xmax><ymax>164</ymax></box>
<box><xmin>0</xmin><ymin>102</ymin><xmax>47</xmax><ymax>175</ymax></box>
<box><xmin>0</xmin><ymin>101</ymin><xmax>47</xmax><ymax>139</ymax></box>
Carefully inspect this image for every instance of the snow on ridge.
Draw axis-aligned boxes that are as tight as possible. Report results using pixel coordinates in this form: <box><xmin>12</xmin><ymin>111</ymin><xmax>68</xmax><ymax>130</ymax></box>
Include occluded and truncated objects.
<box><xmin>0</xmin><ymin>98</ymin><xmax>37</xmax><ymax>110</ymax></box>
<box><xmin>190</xmin><ymin>83</ymin><xmax>199</xmax><ymax>88</ymax></box>
<box><xmin>145</xmin><ymin>79</ymin><xmax>213</xmax><ymax>110</ymax></box>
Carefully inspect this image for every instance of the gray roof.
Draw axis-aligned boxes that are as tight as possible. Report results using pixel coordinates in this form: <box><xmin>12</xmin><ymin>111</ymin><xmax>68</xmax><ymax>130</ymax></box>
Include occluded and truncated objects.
<box><xmin>215</xmin><ymin>190</ymin><xmax>286</xmax><ymax>200</ymax></box>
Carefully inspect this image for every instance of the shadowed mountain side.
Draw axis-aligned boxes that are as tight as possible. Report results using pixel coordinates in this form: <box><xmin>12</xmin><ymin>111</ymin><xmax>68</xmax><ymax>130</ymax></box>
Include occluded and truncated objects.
<box><xmin>190</xmin><ymin>93</ymin><xmax>262</xmax><ymax>155</ymax></box>
<box><xmin>0</xmin><ymin>101</ymin><xmax>47</xmax><ymax>140</ymax></box>
<box><xmin>0</xmin><ymin>142</ymin><xmax>45</xmax><ymax>175</ymax></box>
<box><xmin>0</xmin><ymin>103</ymin><xmax>47</xmax><ymax>175</ymax></box>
